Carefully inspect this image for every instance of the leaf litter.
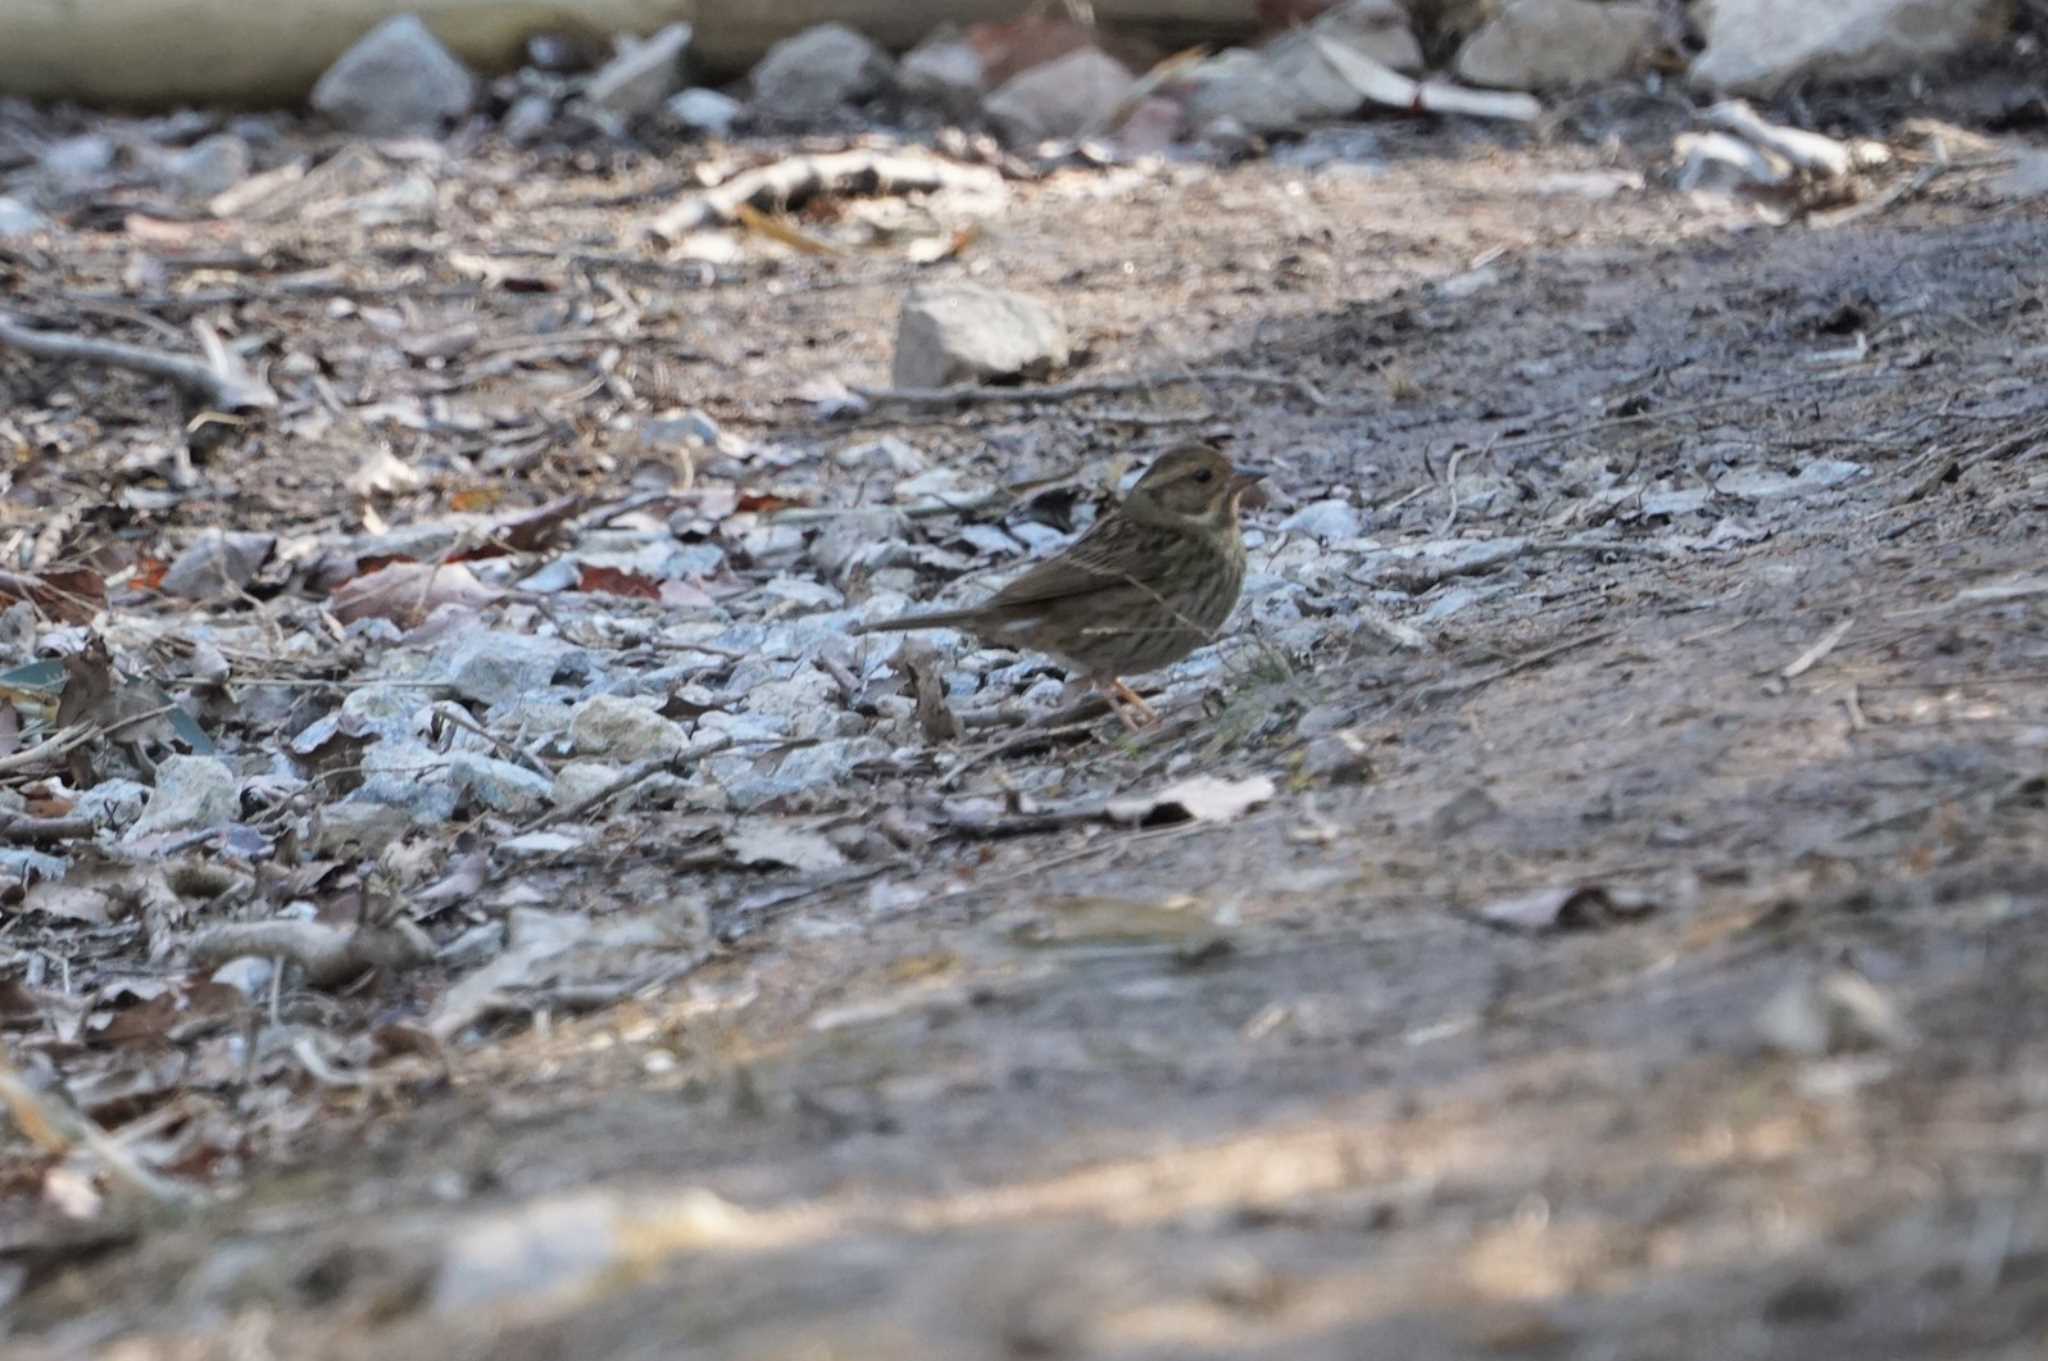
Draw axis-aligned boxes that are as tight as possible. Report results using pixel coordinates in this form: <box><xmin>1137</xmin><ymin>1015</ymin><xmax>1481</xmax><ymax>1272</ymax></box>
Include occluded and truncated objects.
<box><xmin>1</xmin><ymin>44</ymin><xmax>2047</xmax><ymax>1360</ymax></box>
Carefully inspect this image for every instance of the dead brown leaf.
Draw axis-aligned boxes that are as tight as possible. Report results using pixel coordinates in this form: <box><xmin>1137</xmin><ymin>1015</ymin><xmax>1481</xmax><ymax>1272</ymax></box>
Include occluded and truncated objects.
<box><xmin>328</xmin><ymin>561</ymin><xmax>500</xmax><ymax>628</ymax></box>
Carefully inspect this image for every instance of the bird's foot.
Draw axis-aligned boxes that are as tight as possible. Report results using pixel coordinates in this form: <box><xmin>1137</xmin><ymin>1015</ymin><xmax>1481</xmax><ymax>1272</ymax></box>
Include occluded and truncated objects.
<box><xmin>1097</xmin><ymin>677</ymin><xmax>1159</xmax><ymax>731</ymax></box>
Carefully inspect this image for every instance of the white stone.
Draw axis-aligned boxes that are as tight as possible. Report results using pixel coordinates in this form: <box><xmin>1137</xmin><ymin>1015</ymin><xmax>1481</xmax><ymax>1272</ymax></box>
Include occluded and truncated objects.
<box><xmin>569</xmin><ymin>694</ymin><xmax>690</xmax><ymax>760</ymax></box>
<box><xmin>1690</xmin><ymin>0</ymin><xmax>2011</xmax><ymax>95</ymax></box>
<box><xmin>128</xmin><ymin>756</ymin><xmax>239</xmax><ymax>838</ymax></box>
<box><xmin>984</xmin><ymin>48</ymin><xmax>1134</xmax><ymax>143</ymax></box>
<box><xmin>892</xmin><ymin>284</ymin><xmax>1068</xmax><ymax>389</ymax></box>
<box><xmin>1454</xmin><ymin>0</ymin><xmax>1661</xmax><ymax>90</ymax></box>
<box><xmin>0</xmin><ymin>196</ymin><xmax>47</xmax><ymax>237</ymax></box>
<box><xmin>667</xmin><ymin>88</ymin><xmax>742</xmax><ymax>136</ymax></box>
<box><xmin>900</xmin><ymin>34</ymin><xmax>986</xmax><ymax>118</ymax></box>
<box><xmin>312</xmin><ymin>15</ymin><xmax>475</xmax><ymax>137</ymax></box>
<box><xmin>585</xmin><ymin>23</ymin><xmax>693</xmax><ymax>117</ymax></box>
<box><xmin>749</xmin><ymin>22</ymin><xmax>894</xmax><ymax>120</ymax></box>
<box><xmin>1184</xmin><ymin>1</ymin><xmax>1420</xmax><ymax>134</ymax></box>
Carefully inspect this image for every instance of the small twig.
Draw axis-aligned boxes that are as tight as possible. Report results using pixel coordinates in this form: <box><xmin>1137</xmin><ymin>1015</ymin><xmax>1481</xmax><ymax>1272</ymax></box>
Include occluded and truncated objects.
<box><xmin>852</xmin><ymin>367</ymin><xmax>1334</xmax><ymax>413</ymax></box>
<box><xmin>431</xmin><ymin>708</ymin><xmax>555</xmax><ymax>780</ymax></box>
<box><xmin>0</xmin><ymin>721</ymin><xmax>97</xmax><ymax>774</ymax></box>
<box><xmin>1416</xmin><ymin>629</ymin><xmax>1618</xmax><ymax>706</ymax></box>
<box><xmin>188</xmin><ymin>919</ymin><xmax>434</xmax><ymax>990</ymax></box>
<box><xmin>0</xmin><ymin>312</ymin><xmax>276</xmax><ymax>412</ymax></box>
<box><xmin>1780</xmin><ymin>616</ymin><xmax>1855</xmax><ymax>681</ymax></box>
<box><xmin>1436</xmin><ymin>446</ymin><xmax>1468</xmax><ymax>535</ymax></box>
<box><xmin>513</xmin><ymin>739</ymin><xmax>743</xmax><ymax>834</ymax></box>
<box><xmin>1811</xmin><ymin>137</ymin><xmax>1953</xmax><ymax>228</ymax></box>
<box><xmin>0</xmin><ymin>815</ymin><xmax>96</xmax><ymax>844</ymax></box>
<box><xmin>939</xmin><ymin>710</ymin><xmax>1110</xmax><ymax>790</ymax></box>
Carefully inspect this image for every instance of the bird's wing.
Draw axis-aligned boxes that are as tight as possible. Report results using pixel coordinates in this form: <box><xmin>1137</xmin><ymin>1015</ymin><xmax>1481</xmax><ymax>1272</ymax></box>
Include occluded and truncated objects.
<box><xmin>982</xmin><ymin>520</ymin><xmax>1156</xmax><ymax>609</ymax></box>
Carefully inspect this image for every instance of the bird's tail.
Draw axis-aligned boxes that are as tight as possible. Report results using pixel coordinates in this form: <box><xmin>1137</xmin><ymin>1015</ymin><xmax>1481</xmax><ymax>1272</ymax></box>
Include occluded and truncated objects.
<box><xmin>852</xmin><ymin>609</ymin><xmax>977</xmax><ymax>635</ymax></box>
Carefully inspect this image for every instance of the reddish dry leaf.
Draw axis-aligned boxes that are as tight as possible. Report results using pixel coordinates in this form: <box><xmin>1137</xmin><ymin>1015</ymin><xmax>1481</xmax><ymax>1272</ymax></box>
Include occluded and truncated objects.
<box><xmin>0</xmin><ymin>976</ymin><xmax>41</xmax><ymax>1018</ymax></box>
<box><xmin>736</xmin><ymin>492</ymin><xmax>804</xmax><ymax>514</ymax></box>
<box><xmin>88</xmin><ymin>992</ymin><xmax>182</xmax><ymax>1045</ymax></box>
<box><xmin>484</xmin><ymin>494</ymin><xmax>585</xmax><ymax>555</ymax></box>
<box><xmin>967</xmin><ymin>15</ymin><xmax>1095</xmax><ymax>85</ymax></box>
<box><xmin>576</xmin><ymin>564</ymin><xmax>662</xmax><ymax>600</ymax></box>
<box><xmin>132</xmin><ymin>555</ymin><xmax>169</xmax><ymax>591</ymax></box>
<box><xmin>329</xmin><ymin>561</ymin><xmax>499</xmax><ymax>628</ymax></box>
<box><xmin>450</xmin><ymin>487</ymin><xmax>509</xmax><ymax>513</ymax></box>
<box><xmin>0</xmin><ymin>568</ymin><xmax>106</xmax><ymax>625</ymax></box>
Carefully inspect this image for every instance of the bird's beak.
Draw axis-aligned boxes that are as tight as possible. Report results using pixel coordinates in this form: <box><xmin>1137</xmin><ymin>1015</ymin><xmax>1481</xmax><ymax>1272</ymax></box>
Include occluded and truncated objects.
<box><xmin>1228</xmin><ymin>467</ymin><xmax>1269</xmax><ymax>508</ymax></box>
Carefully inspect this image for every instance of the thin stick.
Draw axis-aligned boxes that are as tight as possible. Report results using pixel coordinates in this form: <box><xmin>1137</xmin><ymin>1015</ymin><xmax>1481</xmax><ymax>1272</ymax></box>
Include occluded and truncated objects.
<box><xmin>853</xmin><ymin>367</ymin><xmax>1333</xmax><ymax>412</ymax></box>
<box><xmin>0</xmin><ymin>313</ymin><xmax>275</xmax><ymax>411</ymax></box>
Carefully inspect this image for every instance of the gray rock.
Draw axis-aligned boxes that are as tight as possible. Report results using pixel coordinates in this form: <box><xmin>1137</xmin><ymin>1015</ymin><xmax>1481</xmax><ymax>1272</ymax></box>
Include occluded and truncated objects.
<box><xmin>746</xmin><ymin>671</ymin><xmax>844</xmax><ymax>738</ymax></box>
<box><xmin>551</xmin><ymin>760</ymin><xmax>624</xmax><ymax>808</ymax></box>
<box><xmin>1185</xmin><ymin>2</ymin><xmax>1421</xmax><ymax>135</ymax></box>
<box><xmin>128</xmin><ymin>755</ymin><xmax>239</xmax><ymax>838</ymax></box>
<box><xmin>900</xmin><ymin>33</ymin><xmax>986</xmax><ymax>118</ymax></box>
<box><xmin>569</xmin><ymin>695</ymin><xmax>690</xmax><ymax>760</ymax></box>
<box><xmin>40</xmin><ymin>134</ymin><xmax>116</xmax><ymax>184</ymax></box>
<box><xmin>1454</xmin><ymin>0</ymin><xmax>1660</xmax><ymax>90</ymax></box>
<box><xmin>436</xmin><ymin>922</ymin><xmax>505</xmax><ymax>969</ymax></box>
<box><xmin>1690</xmin><ymin>0</ymin><xmax>2008</xmax><ymax>95</ymax></box>
<box><xmin>640</xmin><ymin>408</ymin><xmax>722</xmax><ymax>449</ymax></box>
<box><xmin>502</xmin><ymin>93</ymin><xmax>559</xmax><ymax>145</ymax></box>
<box><xmin>329</xmin><ymin>683</ymin><xmax>429</xmax><ymax>744</ymax></box>
<box><xmin>584</xmin><ymin>23</ymin><xmax>693</xmax><ymax>117</ymax></box>
<box><xmin>834</xmin><ymin>436</ymin><xmax>926</xmax><ymax>474</ymax></box>
<box><xmin>734</xmin><ymin>522</ymin><xmax>807</xmax><ymax>565</ymax></box>
<box><xmin>761</xmin><ymin>576</ymin><xmax>843</xmax><ymax>610</ymax></box>
<box><xmin>1278</xmin><ymin>499</ymin><xmax>1364</xmax><ymax>543</ymax></box>
<box><xmin>448</xmin><ymin>751</ymin><xmax>554</xmax><ymax>814</ymax></box>
<box><xmin>984</xmin><ymin>48</ymin><xmax>1133</xmax><ymax>143</ymax></box>
<box><xmin>160</xmin><ymin>531</ymin><xmax>275</xmax><ymax>599</ymax></box>
<box><xmin>892</xmin><ymin>284</ymin><xmax>1069</xmax><ymax>389</ymax></box>
<box><xmin>1187</xmin><ymin>0</ymin><xmax>1425</xmax><ymax>136</ymax></box>
<box><xmin>1302</xmin><ymin>730</ymin><xmax>1375</xmax><ymax>783</ymax></box>
<box><xmin>76</xmin><ymin>779</ymin><xmax>151</xmax><ymax>831</ymax></box>
<box><xmin>1715</xmin><ymin>461</ymin><xmax>1866</xmax><ymax>499</ymax></box>
<box><xmin>0</xmin><ymin>196</ymin><xmax>48</xmax><ymax>237</ymax></box>
<box><xmin>160</xmin><ymin>133</ymin><xmax>250</xmax><ymax>200</ymax></box>
<box><xmin>442</xmin><ymin>631</ymin><xmax>583</xmax><ymax>707</ymax></box>
<box><xmin>308</xmin><ymin>801</ymin><xmax>413</xmax><ymax>857</ymax></box>
<box><xmin>353</xmin><ymin>739</ymin><xmax>459</xmax><ymax>822</ymax></box>
<box><xmin>710</xmin><ymin>736</ymin><xmax>889</xmax><ymax>810</ymax></box>
<box><xmin>210</xmin><ymin>956</ymin><xmax>275</xmax><ymax>997</ymax></box>
<box><xmin>666</xmin><ymin>87</ymin><xmax>742</xmax><ymax>136</ymax></box>
<box><xmin>750</xmin><ymin>22</ymin><xmax>894</xmax><ymax>121</ymax></box>
<box><xmin>0</xmin><ymin>849</ymin><xmax>66</xmax><ymax>882</ymax></box>
<box><xmin>311</xmin><ymin>14</ymin><xmax>476</xmax><ymax>137</ymax></box>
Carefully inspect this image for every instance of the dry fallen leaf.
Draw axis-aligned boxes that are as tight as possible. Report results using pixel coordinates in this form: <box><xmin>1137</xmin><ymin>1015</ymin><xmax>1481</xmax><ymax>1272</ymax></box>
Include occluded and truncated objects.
<box><xmin>1473</xmin><ymin>885</ymin><xmax>1658</xmax><ymax>933</ymax></box>
<box><xmin>1106</xmin><ymin>774</ymin><xmax>1276</xmax><ymax>827</ymax></box>
<box><xmin>726</xmin><ymin>822</ymin><xmax>848</xmax><ymax>875</ymax></box>
<box><xmin>329</xmin><ymin>561</ymin><xmax>500</xmax><ymax>628</ymax></box>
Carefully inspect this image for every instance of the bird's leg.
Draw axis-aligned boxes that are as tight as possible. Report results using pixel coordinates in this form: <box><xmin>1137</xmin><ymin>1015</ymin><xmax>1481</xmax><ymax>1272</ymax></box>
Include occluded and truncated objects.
<box><xmin>1106</xmin><ymin>678</ymin><xmax>1159</xmax><ymax>729</ymax></box>
<box><xmin>1089</xmin><ymin>677</ymin><xmax>1143</xmax><ymax>731</ymax></box>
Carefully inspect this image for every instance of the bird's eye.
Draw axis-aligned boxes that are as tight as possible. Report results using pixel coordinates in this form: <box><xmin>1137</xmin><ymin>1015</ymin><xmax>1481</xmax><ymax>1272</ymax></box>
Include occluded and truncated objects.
<box><xmin>1193</xmin><ymin>469</ymin><xmax>1214</xmax><ymax>483</ymax></box>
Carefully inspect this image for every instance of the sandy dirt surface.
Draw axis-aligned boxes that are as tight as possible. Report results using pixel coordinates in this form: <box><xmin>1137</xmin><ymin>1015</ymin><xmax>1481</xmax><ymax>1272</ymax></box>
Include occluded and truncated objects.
<box><xmin>5</xmin><ymin>83</ymin><xmax>2048</xmax><ymax>1361</ymax></box>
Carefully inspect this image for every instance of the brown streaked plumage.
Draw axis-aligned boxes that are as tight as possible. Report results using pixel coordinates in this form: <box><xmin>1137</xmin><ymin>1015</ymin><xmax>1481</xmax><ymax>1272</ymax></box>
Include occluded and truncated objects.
<box><xmin>854</xmin><ymin>443</ymin><xmax>1265</xmax><ymax>729</ymax></box>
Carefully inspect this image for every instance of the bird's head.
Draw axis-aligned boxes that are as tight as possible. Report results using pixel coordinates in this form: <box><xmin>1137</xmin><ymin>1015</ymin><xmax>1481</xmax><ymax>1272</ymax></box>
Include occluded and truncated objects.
<box><xmin>1123</xmin><ymin>443</ymin><xmax>1267</xmax><ymax>534</ymax></box>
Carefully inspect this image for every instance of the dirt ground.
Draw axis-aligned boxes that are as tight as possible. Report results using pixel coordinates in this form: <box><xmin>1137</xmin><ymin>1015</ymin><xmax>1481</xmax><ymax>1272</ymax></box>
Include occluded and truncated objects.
<box><xmin>6</xmin><ymin>77</ymin><xmax>2048</xmax><ymax>1361</ymax></box>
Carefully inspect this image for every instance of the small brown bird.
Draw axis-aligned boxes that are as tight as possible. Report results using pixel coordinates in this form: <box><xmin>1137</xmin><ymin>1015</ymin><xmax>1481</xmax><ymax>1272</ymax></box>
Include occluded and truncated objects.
<box><xmin>855</xmin><ymin>443</ymin><xmax>1265</xmax><ymax>729</ymax></box>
